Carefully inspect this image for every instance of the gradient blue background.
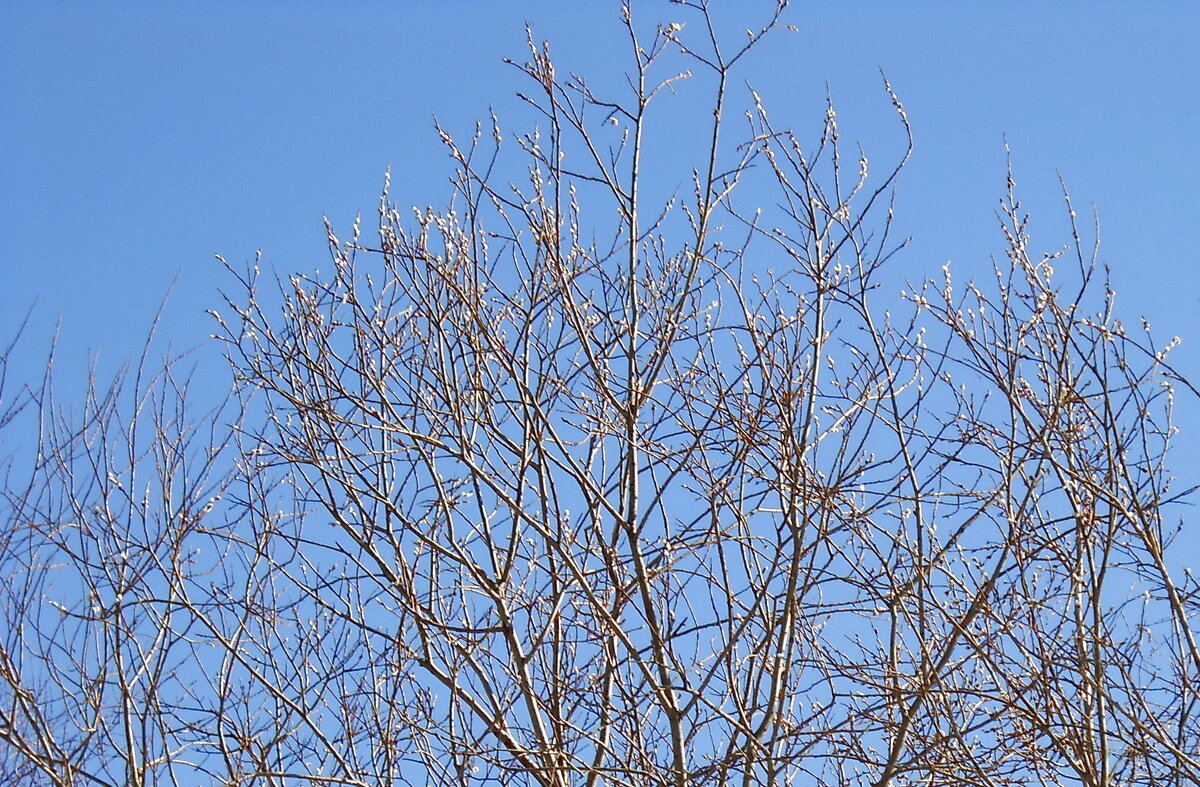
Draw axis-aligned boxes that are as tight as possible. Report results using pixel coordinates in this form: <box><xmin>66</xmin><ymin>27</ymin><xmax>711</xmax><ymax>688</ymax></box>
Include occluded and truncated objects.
<box><xmin>3</xmin><ymin>2</ymin><xmax>1197</xmax><ymax>438</ymax></box>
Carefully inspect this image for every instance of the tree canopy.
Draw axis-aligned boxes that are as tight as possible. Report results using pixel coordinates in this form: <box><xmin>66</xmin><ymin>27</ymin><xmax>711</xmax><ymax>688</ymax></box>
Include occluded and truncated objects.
<box><xmin>2</xmin><ymin>3</ymin><xmax>1197</xmax><ymax>786</ymax></box>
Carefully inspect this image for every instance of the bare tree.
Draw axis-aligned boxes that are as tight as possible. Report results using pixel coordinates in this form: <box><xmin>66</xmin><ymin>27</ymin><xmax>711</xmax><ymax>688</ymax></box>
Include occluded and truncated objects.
<box><xmin>2</xmin><ymin>2</ymin><xmax>1196</xmax><ymax>785</ymax></box>
<box><xmin>0</xmin><ymin>311</ymin><xmax>249</xmax><ymax>786</ymax></box>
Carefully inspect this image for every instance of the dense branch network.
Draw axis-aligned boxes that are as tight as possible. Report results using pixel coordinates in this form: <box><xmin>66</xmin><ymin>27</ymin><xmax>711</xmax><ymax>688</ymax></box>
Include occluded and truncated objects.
<box><xmin>0</xmin><ymin>3</ymin><xmax>1196</xmax><ymax>786</ymax></box>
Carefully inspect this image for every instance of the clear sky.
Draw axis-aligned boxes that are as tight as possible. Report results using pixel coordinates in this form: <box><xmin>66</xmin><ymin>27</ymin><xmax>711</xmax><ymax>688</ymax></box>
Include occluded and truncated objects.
<box><xmin>3</xmin><ymin>2</ymin><xmax>1198</xmax><ymax>415</ymax></box>
<box><xmin>2</xmin><ymin>5</ymin><xmax>1199</xmax><ymax>780</ymax></box>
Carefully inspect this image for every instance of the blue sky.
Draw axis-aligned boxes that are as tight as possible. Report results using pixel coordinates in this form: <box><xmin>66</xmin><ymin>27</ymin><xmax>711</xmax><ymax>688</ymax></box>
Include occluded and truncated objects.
<box><xmin>1</xmin><ymin>5</ymin><xmax>1198</xmax><ymax>780</ymax></box>
<box><xmin>3</xmin><ymin>2</ymin><xmax>1198</xmax><ymax>401</ymax></box>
